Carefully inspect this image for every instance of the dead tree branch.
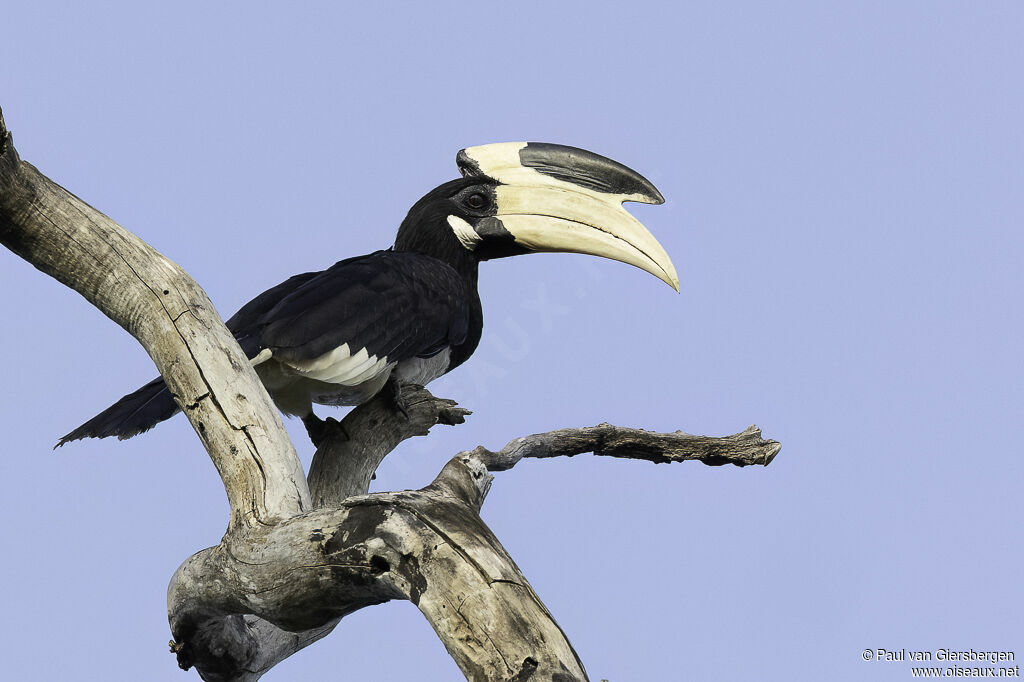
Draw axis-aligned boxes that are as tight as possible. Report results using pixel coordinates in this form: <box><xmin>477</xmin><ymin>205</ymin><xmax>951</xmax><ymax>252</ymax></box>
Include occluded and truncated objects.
<box><xmin>308</xmin><ymin>384</ymin><xmax>471</xmax><ymax>506</ymax></box>
<box><xmin>0</xmin><ymin>109</ymin><xmax>307</xmax><ymax>529</ymax></box>
<box><xmin>0</xmin><ymin>106</ymin><xmax>779</xmax><ymax>681</ymax></box>
<box><xmin>472</xmin><ymin>422</ymin><xmax>781</xmax><ymax>471</ymax></box>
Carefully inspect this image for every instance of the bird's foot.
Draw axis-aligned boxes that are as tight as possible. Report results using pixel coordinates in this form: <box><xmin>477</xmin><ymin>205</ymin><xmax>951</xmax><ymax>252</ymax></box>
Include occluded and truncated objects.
<box><xmin>302</xmin><ymin>413</ymin><xmax>348</xmax><ymax>448</ymax></box>
<box><xmin>384</xmin><ymin>378</ymin><xmax>412</xmax><ymax>420</ymax></box>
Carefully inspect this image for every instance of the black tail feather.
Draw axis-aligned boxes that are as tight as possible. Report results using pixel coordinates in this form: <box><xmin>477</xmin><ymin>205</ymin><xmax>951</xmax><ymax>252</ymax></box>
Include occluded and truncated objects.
<box><xmin>57</xmin><ymin>377</ymin><xmax>180</xmax><ymax>447</ymax></box>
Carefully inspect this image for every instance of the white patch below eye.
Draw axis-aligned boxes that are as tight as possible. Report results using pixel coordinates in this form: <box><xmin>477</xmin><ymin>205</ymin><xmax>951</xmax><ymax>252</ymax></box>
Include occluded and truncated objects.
<box><xmin>250</xmin><ymin>348</ymin><xmax>273</xmax><ymax>366</ymax></box>
<box><xmin>447</xmin><ymin>215</ymin><xmax>482</xmax><ymax>251</ymax></box>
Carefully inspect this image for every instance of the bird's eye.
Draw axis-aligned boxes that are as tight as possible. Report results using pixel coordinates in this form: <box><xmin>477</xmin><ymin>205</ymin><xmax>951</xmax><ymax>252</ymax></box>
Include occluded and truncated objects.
<box><xmin>465</xmin><ymin>193</ymin><xmax>488</xmax><ymax>210</ymax></box>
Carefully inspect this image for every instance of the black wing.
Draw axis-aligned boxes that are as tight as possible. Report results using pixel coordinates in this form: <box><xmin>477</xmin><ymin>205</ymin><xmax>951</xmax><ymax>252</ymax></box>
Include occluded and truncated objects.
<box><xmin>58</xmin><ymin>251</ymin><xmax>469</xmax><ymax>445</ymax></box>
<box><xmin>239</xmin><ymin>250</ymin><xmax>471</xmax><ymax>366</ymax></box>
<box><xmin>226</xmin><ymin>270</ymin><xmax>321</xmax><ymax>358</ymax></box>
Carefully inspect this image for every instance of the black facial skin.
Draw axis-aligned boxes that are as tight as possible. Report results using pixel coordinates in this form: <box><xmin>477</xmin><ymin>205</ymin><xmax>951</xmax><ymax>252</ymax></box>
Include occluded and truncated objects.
<box><xmin>463</xmin><ymin>191</ymin><xmax>488</xmax><ymax>211</ymax></box>
<box><xmin>450</xmin><ymin>184</ymin><xmax>496</xmax><ymax>218</ymax></box>
<box><xmin>395</xmin><ymin>178</ymin><xmax>531</xmax><ymax>269</ymax></box>
<box><xmin>451</xmin><ymin>183</ymin><xmax>529</xmax><ymax>261</ymax></box>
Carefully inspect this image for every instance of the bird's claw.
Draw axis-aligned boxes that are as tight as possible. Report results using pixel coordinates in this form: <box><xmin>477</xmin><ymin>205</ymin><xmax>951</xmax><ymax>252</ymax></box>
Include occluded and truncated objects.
<box><xmin>302</xmin><ymin>414</ymin><xmax>348</xmax><ymax>448</ymax></box>
<box><xmin>385</xmin><ymin>379</ymin><xmax>412</xmax><ymax>420</ymax></box>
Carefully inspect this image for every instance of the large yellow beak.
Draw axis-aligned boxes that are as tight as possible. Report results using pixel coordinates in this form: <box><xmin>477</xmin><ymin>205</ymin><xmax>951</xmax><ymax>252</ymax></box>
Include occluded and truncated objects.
<box><xmin>457</xmin><ymin>142</ymin><xmax>678</xmax><ymax>291</ymax></box>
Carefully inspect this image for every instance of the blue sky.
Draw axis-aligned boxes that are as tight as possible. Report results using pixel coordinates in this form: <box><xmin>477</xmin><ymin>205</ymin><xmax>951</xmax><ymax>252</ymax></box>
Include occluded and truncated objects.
<box><xmin>1</xmin><ymin>3</ymin><xmax>1021</xmax><ymax>680</ymax></box>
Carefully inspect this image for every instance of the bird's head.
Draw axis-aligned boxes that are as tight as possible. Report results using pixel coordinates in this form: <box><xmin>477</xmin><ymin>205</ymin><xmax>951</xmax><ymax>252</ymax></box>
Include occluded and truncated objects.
<box><xmin>395</xmin><ymin>142</ymin><xmax>678</xmax><ymax>291</ymax></box>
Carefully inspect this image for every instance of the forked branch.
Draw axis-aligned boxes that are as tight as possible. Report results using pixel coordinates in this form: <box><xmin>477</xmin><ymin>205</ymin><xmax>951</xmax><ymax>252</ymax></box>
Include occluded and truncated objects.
<box><xmin>0</xmin><ymin>107</ymin><xmax>779</xmax><ymax>681</ymax></box>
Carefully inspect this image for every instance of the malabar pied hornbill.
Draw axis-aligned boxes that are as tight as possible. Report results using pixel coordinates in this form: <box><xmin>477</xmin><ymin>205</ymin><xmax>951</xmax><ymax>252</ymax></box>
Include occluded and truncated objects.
<box><xmin>58</xmin><ymin>142</ymin><xmax>678</xmax><ymax>446</ymax></box>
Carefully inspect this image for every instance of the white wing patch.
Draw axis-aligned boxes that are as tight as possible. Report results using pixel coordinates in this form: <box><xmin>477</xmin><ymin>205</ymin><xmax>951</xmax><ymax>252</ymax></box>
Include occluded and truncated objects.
<box><xmin>288</xmin><ymin>343</ymin><xmax>390</xmax><ymax>386</ymax></box>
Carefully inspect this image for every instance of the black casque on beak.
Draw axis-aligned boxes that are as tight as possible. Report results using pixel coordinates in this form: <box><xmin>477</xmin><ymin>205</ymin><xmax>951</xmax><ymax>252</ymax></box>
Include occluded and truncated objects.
<box><xmin>454</xmin><ymin>142</ymin><xmax>678</xmax><ymax>290</ymax></box>
<box><xmin>458</xmin><ymin>142</ymin><xmax>665</xmax><ymax>205</ymax></box>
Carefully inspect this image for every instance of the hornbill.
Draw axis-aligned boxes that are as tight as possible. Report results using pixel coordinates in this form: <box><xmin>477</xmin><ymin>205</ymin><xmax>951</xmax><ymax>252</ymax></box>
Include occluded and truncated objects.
<box><xmin>58</xmin><ymin>142</ymin><xmax>677</xmax><ymax>447</ymax></box>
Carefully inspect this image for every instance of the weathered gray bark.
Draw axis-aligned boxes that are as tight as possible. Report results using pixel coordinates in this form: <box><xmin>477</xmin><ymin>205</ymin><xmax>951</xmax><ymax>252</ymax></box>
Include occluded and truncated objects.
<box><xmin>0</xmin><ymin>113</ymin><xmax>307</xmax><ymax>530</ymax></box>
<box><xmin>0</xmin><ymin>107</ymin><xmax>780</xmax><ymax>681</ymax></box>
<box><xmin>307</xmin><ymin>386</ymin><xmax>472</xmax><ymax>507</ymax></box>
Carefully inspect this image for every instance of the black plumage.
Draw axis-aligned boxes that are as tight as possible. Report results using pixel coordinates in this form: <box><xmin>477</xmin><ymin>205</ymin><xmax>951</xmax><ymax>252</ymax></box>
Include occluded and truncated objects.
<box><xmin>59</xmin><ymin>180</ymin><xmax>486</xmax><ymax>445</ymax></box>
<box><xmin>60</xmin><ymin>250</ymin><xmax>479</xmax><ymax>445</ymax></box>
<box><xmin>247</xmin><ymin>251</ymin><xmax>471</xmax><ymax>369</ymax></box>
<box><xmin>59</xmin><ymin>142</ymin><xmax>674</xmax><ymax>446</ymax></box>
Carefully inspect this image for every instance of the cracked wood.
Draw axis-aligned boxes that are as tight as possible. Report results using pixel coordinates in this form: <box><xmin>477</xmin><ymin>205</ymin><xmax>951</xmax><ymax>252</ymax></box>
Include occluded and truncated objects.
<box><xmin>1</xmin><ymin>106</ymin><xmax>779</xmax><ymax>682</ymax></box>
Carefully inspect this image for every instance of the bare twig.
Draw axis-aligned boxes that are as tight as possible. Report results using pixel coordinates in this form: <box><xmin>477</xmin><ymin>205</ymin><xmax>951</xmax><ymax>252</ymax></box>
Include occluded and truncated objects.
<box><xmin>470</xmin><ymin>423</ymin><xmax>781</xmax><ymax>471</ymax></box>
